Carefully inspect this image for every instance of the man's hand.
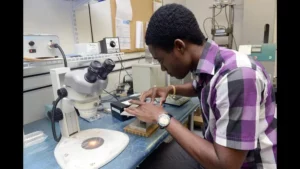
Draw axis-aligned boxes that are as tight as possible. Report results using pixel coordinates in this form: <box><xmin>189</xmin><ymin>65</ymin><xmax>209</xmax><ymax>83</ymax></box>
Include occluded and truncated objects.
<box><xmin>140</xmin><ymin>86</ymin><xmax>173</xmax><ymax>105</ymax></box>
<box><xmin>124</xmin><ymin>100</ymin><xmax>167</xmax><ymax>123</ymax></box>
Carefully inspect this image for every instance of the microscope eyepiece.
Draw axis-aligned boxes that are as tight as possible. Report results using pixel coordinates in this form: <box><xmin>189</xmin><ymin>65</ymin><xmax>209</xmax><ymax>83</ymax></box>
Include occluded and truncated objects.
<box><xmin>84</xmin><ymin>59</ymin><xmax>115</xmax><ymax>83</ymax></box>
<box><xmin>98</xmin><ymin>59</ymin><xmax>115</xmax><ymax>80</ymax></box>
<box><xmin>84</xmin><ymin>60</ymin><xmax>102</xmax><ymax>83</ymax></box>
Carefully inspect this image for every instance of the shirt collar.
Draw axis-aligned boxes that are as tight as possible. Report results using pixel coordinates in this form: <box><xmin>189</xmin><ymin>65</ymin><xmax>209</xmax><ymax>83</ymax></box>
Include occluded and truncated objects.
<box><xmin>192</xmin><ymin>39</ymin><xmax>220</xmax><ymax>76</ymax></box>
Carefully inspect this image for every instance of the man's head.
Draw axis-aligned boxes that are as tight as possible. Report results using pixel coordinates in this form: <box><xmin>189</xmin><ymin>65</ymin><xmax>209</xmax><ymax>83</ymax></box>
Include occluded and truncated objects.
<box><xmin>145</xmin><ymin>4</ymin><xmax>205</xmax><ymax>79</ymax></box>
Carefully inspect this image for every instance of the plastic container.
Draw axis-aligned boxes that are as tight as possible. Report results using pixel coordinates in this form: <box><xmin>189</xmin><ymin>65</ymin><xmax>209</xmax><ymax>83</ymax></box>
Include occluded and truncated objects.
<box><xmin>24</xmin><ymin>131</ymin><xmax>48</xmax><ymax>148</ymax></box>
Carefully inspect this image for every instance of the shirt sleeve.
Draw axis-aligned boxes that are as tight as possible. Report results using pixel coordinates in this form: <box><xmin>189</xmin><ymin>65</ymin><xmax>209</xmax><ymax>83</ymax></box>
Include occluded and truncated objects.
<box><xmin>213</xmin><ymin>67</ymin><xmax>265</xmax><ymax>150</ymax></box>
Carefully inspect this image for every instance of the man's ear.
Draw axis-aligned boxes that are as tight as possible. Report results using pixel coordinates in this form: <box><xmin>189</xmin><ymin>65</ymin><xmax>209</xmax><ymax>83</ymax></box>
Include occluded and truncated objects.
<box><xmin>174</xmin><ymin>39</ymin><xmax>186</xmax><ymax>54</ymax></box>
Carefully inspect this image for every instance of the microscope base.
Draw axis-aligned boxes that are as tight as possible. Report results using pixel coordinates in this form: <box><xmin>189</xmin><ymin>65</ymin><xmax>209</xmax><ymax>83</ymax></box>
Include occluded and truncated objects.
<box><xmin>54</xmin><ymin>128</ymin><xmax>129</xmax><ymax>169</ymax></box>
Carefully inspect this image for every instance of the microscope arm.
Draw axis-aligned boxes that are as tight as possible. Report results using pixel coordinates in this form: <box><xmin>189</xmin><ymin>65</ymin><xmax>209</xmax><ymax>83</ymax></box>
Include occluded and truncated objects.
<box><xmin>50</xmin><ymin>59</ymin><xmax>115</xmax><ymax>142</ymax></box>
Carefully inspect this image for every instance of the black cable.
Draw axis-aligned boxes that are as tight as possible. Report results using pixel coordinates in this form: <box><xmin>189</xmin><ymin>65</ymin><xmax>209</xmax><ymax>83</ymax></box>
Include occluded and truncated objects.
<box><xmin>100</xmin><ymin>90</ymin><xmax>117</xmax><ymax>102</ymax></box>
<box><xmin>232</xmin><ymin>6</ymin><xmax>238</xmax><ymax>50</ymax></box>
<box><xmin>53</xmin><ymin>44</ymin><xmax>68</xmax><ymax>67</ymax></box>
<box><xmin>101</xmin><ymin>96</ymin><xmax>116</xmax><ymax>103</ymax></box>
<box><xmin>215</xmin><ymin>5</ymin><xmax>223</xmax><ymax>17</ymax></box>
<box><xmin>203</xmin><ymin>17</ymin><xmax>220</xmax><ymax>38</ymax></box>
<box><xmin>51</xmin><ymin>97</ymin><xmax>62</xmax><ymax>142</ymax></box>
<box><xmin>225</xmin><ymin>5</ymin><xmax>229</xmax><ymax>27</ymax></box>
<box><xmin>118</xmin><ymin>56</ymin><xmax>132</xmax><ymax>79</ymax></box>
<box><xmin>103</xmin><ymin>89</ymin><xmax>119</xmax><ymax>101</ymax></box>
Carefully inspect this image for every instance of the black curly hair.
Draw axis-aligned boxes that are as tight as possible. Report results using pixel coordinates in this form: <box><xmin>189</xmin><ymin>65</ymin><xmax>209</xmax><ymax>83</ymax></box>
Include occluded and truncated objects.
<box><xmin>145</xmin><ymin>3</ymin><xmax>205</xmax><ymax>52</ymax></box>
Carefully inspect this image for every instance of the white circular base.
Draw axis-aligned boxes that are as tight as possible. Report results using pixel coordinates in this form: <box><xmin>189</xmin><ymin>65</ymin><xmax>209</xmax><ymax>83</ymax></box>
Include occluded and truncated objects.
<box><xmin>54</xmin><ymin>129</ymin><xmax>129</xmax><ymax>169</ymax></box>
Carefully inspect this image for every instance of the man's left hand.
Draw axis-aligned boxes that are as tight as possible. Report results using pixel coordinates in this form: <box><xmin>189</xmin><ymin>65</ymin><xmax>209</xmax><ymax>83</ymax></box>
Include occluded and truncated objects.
<box><xmin>124</xmin><ymin>100</ymin><xmax>167</xmax><ymax>123</ymax></box>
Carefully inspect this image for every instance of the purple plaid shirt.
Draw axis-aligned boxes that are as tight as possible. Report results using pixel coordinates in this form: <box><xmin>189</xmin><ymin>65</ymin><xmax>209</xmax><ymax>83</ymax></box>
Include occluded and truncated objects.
<box><xmin>192</xmin><ymin>39</ymin><xmax>277</xmax><ymax>168</ymax></box>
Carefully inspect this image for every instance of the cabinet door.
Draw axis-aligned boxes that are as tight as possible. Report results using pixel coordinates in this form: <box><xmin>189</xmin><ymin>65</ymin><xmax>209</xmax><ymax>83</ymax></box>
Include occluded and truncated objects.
<box><xmin>242</xmin><ymin>0</ymin><xmax>276</xmax><ymax>44</ymax></box>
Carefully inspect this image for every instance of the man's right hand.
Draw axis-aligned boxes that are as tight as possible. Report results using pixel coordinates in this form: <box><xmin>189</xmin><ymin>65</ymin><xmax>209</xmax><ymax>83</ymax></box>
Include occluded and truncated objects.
<box><xmin>139</xmin><ymin>86</ymin><xmax>173</xmax><ymax>105</ymax></box>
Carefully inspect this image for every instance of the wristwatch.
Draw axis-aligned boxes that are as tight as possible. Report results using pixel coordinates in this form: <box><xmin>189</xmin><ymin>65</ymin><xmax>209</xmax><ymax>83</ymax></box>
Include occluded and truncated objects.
<box><xmin>157</xmin><ymin>113</ymin><xmax>173</xmax><ymax>129</ymax></box>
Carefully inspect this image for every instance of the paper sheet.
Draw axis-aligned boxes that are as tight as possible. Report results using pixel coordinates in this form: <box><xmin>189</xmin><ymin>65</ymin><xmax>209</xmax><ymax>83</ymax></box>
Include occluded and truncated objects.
<box><xmin>238</xmin><ymin>45</ymin><xmax>252</xmax><ymax>55</ymax></box>
<box><xmin>116</xmin><ymin>0</ymin><xmax>133</xmax><ymax>21</ymax></box>
<box><xmin>116</xmin><ymin>18</ymin><xmax>131</xmax><ymax>49</ymax></box>
<box><xmin>120</xmin><ymin>101</ymin><xmax>139</xmax><ymax>116</ymax></box>
<box><xmin>89</xmin><ymin>0</ymin><xmax>113</xmax><ymax>42</ymax></box>
<box><xmin>121</xmin><ymin>111</ymin><xmax>135</xmax><ymax>116</ymax></box>
<box><xmin>135</xmin><ymin>21</ymin><xmax>144</xmax><ymax>49</ymax></box>
<box><xmin>153</xmin><ymin>1</ymin><xmax>162</xmax><ymax>12</ymax></box>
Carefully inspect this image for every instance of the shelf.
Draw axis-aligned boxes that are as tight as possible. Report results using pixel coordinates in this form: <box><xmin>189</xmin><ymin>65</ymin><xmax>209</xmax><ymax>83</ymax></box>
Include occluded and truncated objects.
<box><xmin>24</xmin><ymin>52</ymin><xmax>125</xmax><ymax>69</ymax></box>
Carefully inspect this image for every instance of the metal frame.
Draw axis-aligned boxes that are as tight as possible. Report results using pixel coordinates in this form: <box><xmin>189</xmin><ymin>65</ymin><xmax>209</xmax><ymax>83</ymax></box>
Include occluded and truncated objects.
<box><xmin>211</xmin><ymin>4</ymin><xmax>235</xmax><ymax>49</ymax></box>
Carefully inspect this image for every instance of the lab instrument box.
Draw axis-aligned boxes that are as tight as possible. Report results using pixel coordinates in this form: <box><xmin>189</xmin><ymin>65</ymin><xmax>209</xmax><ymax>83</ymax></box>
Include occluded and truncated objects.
<box><xmin>23</xmin><ymin>34</ymin><xmax>61</xmax><ymax>59</ymax></box>
<box><xmin>110</xmin><ymin>97</ymin><xmax>139</xmax><ymax>121</ymax></box>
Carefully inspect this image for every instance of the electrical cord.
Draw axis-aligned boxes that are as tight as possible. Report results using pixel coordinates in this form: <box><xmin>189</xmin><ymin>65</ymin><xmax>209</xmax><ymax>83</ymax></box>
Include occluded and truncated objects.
<box><xmin>103</xmin><ymin>89</ymin><xmax>119</xmax><ymax>101</ymax></box>
<box><xmin>52</xmin><ymin>43</ymin><xmax>68</xmax><ymax>67</ymax></box>
<box><xmin>101</xmin><ymin>90</ymin><xmax>117</xmax><ymax>102</ymax></box>
<box><xmin>203</xmin><ymin>4</ymin><xmax>226</xmax><ymax>38</ymax></box>
<box><xmin>203</xmin><ymin>17</ymin><xmax>220</xmax><ymax>38</ymax></box>
<box><xmin>118</xmin><ymin>56</ymin><xmax>132</xmax><ymax>79</ymax></box>
<box><xmin>50</xmin><ymin>88</ymin><xmax>68</xmax><ymax>142</ymax></box>
<box><xmin>117</xmin><ymin>56</ymin><xmax>133</xmax><ymax>92</ymax></box>
<box><xmin>214</xmin><ymin>5</ymin><xmax>223</xmax><ymax>17</ymax></box>
<box><xmin>51</xmin><ymin>97</ymin><xmax>62</xmax><ymax>142</ymax></box>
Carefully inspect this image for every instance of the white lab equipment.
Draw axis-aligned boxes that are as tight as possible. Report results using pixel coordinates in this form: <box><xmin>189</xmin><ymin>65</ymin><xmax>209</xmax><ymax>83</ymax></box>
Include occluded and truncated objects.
<box><xmin>74</xmin><ymin>43</ymin><xmax>100</xmax><ymax>55</ymax></box>
<box><xmin>132</xmin><ymin>63</ymin><xmax>167</xmax><ymax>93</ymax></box>
<box><xmin>49</xmin><ymin>59</ymin><xmax>129</xmax><ymax>169</ymax></box>
<box><xmin>131</xmin><ymin>63</ymin><xmax>193</xmax><ymax>93</ymax></box>
<box><xmin>23</xmin><ymin>34</ymin><xmax>61</xmax><ymax>59</ymax></box>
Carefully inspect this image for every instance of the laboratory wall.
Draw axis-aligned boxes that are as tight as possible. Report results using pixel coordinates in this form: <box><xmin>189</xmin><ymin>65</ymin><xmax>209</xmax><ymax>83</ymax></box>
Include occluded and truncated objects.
<box><xmin>186</xmin><ymin>0</ymin><xmax>244</xmax><ymax>49</ymax></box>
<box><xmin>24</xmin><ymin>0</ymin><xmax>75</xmax><ymax>54</ymax></box>
<box><xmin>242</xmin><ymin>0</ymin><xmax>276</xmax><ymax>44</ymax></box>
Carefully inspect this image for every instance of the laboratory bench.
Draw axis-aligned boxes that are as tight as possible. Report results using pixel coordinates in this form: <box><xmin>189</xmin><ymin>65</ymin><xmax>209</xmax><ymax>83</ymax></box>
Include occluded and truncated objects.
<box><xmin>23</xmin><ymin>97</ymin><xmax>200</xmax><ymax>169</ymax></box>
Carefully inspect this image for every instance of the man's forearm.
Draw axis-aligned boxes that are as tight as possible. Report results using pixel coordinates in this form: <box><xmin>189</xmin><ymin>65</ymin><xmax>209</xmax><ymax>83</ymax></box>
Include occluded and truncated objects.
<box><xmin>166</xmin><ymin>118</ymin><xmax>220</xmax><ymax>169</ymax></box>
<box><xmin>169</xmin><ymin>82</ymin><xmax>197</xmax><ymax>97</ymax></box>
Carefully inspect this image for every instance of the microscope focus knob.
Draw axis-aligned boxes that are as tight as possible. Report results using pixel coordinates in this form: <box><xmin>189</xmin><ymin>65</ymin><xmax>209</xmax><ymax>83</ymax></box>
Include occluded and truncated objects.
<box><xmin>57</xmin><ymin>88</ymin><xmax>68</xmax><ymax>98</ymax></box>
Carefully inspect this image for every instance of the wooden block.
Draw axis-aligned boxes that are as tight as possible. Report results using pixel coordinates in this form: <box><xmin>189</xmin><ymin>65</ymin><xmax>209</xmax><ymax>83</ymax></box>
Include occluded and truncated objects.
<box><xmin>124</xmin><ymin>123</ymin><xmax>159</xmax><ymax>137</ymax></box>
<box><xmin>194</xmin><ymin>107</ymin><xmax>202</xmax><ymax>116</ymax></box>
<box><xmin>183</xmin><ymin>119</ymin><xmax>188</xmax><ymax>128</ymax></box>
<box><xmin>194</xmin><ymin>115</ymin><xmax>203</xmax><ymax>128</ymax></box>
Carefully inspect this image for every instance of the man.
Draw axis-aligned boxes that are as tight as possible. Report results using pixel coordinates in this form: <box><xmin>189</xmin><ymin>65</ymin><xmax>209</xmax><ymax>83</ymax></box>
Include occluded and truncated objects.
<box><xmin>125</xmin><ymin>4</ymin><xmax>277</xmax><ymax>169</ymax></box>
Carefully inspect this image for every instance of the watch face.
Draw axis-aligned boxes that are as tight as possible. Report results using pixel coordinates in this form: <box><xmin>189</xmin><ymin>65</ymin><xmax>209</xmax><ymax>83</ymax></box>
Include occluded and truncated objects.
<box><xmin>158</xmin><ymin>114</ymin><xmax>170</xmax><ymax>127</ymax></box>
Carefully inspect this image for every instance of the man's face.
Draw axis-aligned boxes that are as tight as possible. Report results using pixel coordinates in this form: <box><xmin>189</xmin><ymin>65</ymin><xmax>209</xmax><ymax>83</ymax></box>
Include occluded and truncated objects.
<box><xmin>148</xmin><ymin>42</ymin><xmax>191</xmax><ymax>79</ymax></box>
